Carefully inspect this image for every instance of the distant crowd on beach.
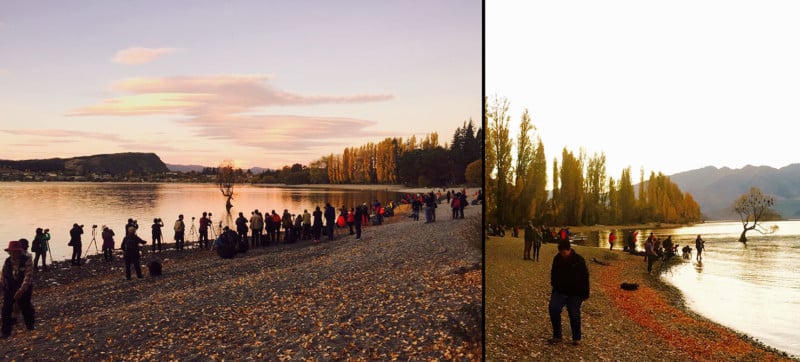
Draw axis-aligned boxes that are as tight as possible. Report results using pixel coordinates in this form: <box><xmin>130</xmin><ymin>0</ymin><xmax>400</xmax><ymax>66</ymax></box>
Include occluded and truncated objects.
<box><xmin>2</xmin><ymin>188</ymin><xmax>481</xmax><ymax>338</ymax></box>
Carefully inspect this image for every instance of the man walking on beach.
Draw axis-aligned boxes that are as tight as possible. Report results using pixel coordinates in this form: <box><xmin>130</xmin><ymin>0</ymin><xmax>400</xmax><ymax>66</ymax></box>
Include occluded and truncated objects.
<box><xmin>548</xmin><ymin>240</ymin><xmax>589</xmax><ymax>346</ymax></box>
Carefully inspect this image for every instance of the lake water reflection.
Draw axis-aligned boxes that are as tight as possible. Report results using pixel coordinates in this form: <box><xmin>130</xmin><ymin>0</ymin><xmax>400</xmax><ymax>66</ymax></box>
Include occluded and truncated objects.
<box><xmin>572</xmin><ymin>221</ymin><xmax>800</xmax><ymax>357</ymax></box>
<box><xmin>0</xmin><ymin>182</ymin><xmax>405</xmax><ymax>261</ymax></box>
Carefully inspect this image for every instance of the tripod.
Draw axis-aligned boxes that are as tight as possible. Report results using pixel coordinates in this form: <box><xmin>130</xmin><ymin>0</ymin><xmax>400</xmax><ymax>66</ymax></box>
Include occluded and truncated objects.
<box><xmin>84</xmin><ymin>226</ymin><xmax>99</xmax><ymax>257</ymax></box>
<box><xmin>188</xmin><ymin>218</ymin><xmax>198</xmax><ymax>248</ymax></box>
<box><xmin>208</xmin><ymin>217</ymin><xmax>218</xmax><ymax>239</ymax></box>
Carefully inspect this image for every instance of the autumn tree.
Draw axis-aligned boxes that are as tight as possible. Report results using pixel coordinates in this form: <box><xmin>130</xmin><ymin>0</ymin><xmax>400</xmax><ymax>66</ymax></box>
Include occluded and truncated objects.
<box><xmin>559</xmin><ymin>148</ymin><xmax>584</xmax><ymax>226</ymax></box>
<box><xmin>733</xmin><ymin>187</ymin><xmax>779</xmax><ymax>243</ymax></box>
<box><xmin>512</xmin><ymin>109</ymin><xmax>535</xmax><ymax>225</ymax></box>
<box><xmin>465</xmin><ymin>159</ymin><xmax>482</xmax><ymax>186</ymax></box>
<box><xmin>582</xmin><ymin>152</ymin><xmax>607</xmax><ymax>226</ymax></box>
<box><xmin>617</xmin><ymin>167</ymin><xmax>636</xmax><ymax>224</ymax></box>
<box><xmin>485</xmin><ymin>95</ymin><xmax>513</xmax><ymax>225</ymax></box>
<box><xmin>528</xmin><ymin>141</ymin><xmax>548</xmax><ymax>224</ymax></box>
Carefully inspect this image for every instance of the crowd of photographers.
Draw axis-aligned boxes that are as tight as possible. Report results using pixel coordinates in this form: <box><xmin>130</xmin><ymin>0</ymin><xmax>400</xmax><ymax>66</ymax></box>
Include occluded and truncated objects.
<box><xmin>2</xmin><ymin>190</ymin><xmax>479</xmax><ymax>338</ymax></box>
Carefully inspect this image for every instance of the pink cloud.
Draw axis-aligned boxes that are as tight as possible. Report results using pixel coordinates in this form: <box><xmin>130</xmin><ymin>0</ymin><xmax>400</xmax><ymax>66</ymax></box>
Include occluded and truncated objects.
<box><xmin>67</xmin><ymin>74</ymin><xmax>395</xmax><ymax>154</ymax></box>
<box><xmin>3</xmin><ymin>129</ymin><xmax>128</xmax><ymax>143</ymax></box>
<box><xmin>112</xmin><ymin>47</ymin><xmax>178</xmax><ymax>65</ymax></box>
<box><xmin>0</xmin><ymin>69</ymin><xmax>7</xmax><ymax>76</ymax></box>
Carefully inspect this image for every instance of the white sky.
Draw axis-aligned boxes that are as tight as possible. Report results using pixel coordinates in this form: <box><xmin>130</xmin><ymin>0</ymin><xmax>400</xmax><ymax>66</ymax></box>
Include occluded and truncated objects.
<box><xmin>487</xmin><ymin>1</ymin><xmax>800</xmax><ymax>180</ymax></box>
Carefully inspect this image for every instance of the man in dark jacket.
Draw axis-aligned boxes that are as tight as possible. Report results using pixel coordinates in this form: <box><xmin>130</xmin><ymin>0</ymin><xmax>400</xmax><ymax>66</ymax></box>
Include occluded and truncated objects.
<box><xmin>324</xmin><ymin>203</ymin><xmax>336</xmax><ymax>241</ymax></box>
<box><xmin>354</xmin><ymin>204</ymin><xmax>365</xmax><ymax>241</ymax></box>
<box><xmin>121</xmin><ymin>226</ymin><xmax>146</xmax><ymax>280</ymax></box>
<box><xmin>548</xmin><ymin>240</ymin><xmax>590</xmax><ymax>346</ymax></box>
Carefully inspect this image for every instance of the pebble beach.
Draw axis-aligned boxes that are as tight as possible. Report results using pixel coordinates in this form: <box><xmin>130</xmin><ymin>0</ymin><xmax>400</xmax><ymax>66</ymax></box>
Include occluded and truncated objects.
<box><xmin>2</xmin><ymin>203</ymin><xmax>482</xmax><ymax>360</ymax></box>
<box><xmin>486</xmin><ymin>234</ymin><xmax>797</xmax><ymax>361</ymax></box>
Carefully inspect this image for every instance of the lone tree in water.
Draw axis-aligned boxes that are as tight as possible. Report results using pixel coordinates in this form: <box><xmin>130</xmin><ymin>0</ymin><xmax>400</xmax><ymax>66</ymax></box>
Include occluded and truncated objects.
<box><xmin>733</xmin><ymin>186</ymin><xmax>778</xmax><ymax>243</ymax></box>
<box><xmin>217</xmin><ymin>160</ymin><xmax>236</xmax><ymax>213</ymax></box>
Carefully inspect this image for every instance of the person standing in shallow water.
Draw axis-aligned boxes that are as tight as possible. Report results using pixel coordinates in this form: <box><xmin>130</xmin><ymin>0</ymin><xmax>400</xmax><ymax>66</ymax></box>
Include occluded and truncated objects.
<box><xmin>608</xmin><ymin>231</ymin><xmax>616</xmax><ymax>251</ymax></box>
<box><xmin>548</xmin><ymin>240</ymin><xmax>589</xmax><ymax>346</ymax></box>
<box><xmin>695</xmin><ymin>235</ymin><xmax>705</xmax><ymax>262</ymax></box>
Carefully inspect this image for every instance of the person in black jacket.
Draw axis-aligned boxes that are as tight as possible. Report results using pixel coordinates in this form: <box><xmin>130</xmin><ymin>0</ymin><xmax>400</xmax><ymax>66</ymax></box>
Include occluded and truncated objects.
<box><xmin>68</xmin><ymin>223</ymin><xmax>84</xmax><ymax>266</ymax></box>
<box><xmin>324</xmin><ymin>203</ymin><xmax>336</xmax><ymax>241</ymax></box>
<box><xmin>354</xmin><ymin>204</ymin><xmax>365</xmax><ymax>241</ymax></box>
<box><xmin>121</xmin><ymin>226</ymin><xmax>146</xmax><ymax>280</ymax></box>
<box><xmin>548</xmin><ymin>240</ymin><xmax>590</xmax><ymax>346</ymax></box>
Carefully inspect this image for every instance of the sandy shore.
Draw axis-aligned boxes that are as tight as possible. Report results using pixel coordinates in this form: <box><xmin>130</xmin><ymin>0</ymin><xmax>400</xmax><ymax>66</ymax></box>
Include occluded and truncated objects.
<box><xmin>486</xmin><ymin>235</ymin><xmax>797</xmax><ymax>361</ymax></box>
<box><xmin>2</xmin><ymin>204</ymin><xmax>482</xmax><ymax>360</ymax></box>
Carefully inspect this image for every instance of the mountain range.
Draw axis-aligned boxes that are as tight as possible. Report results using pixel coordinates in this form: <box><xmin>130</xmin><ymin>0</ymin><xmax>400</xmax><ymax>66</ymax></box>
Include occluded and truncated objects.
<box><xmin>669</xmin><ymin>164</ymin><xmax>800</xmax><ymax>220</ymax></box>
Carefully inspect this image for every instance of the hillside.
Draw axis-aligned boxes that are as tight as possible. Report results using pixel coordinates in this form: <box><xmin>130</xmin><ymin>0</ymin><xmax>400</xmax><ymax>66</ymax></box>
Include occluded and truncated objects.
<box><xmin>670</xmin><ymin>164</ymin><xmax>800</xmax><ymax>220</ymax></box>
<box><xmin>0</xmin><ymin>152</ymin><xmax>169</xmax><ymax>176</ymax></box>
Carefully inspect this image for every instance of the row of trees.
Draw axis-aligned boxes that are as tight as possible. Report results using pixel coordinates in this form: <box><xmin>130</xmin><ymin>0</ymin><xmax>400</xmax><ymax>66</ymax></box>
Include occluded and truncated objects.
<box><xmin>485</xmin><ymin>96</ymin><xmax>703</xmax><ymax>227</ymax></box>
<box><xmin>321</xmin><ymin>120</ymin><xmax>482</xmax><ymax>187</ymax></box>
<box><xmin>244</xmin><ymin>120</ymin><xmax>482</xmax><ymax>187</ymax></box>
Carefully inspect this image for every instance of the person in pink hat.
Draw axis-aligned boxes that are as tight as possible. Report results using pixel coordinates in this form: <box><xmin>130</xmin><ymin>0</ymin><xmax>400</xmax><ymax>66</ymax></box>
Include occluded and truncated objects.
<box><xmin>1</xmin><ymin>240</ymin><xmax>35</xmax><ymax>338</ymax></box>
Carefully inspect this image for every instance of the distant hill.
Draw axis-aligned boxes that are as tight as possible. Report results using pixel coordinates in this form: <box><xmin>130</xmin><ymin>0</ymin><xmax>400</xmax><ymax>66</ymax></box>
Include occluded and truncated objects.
<box><xmin>669</xmin><ymin>164</ymin><xmax>800</xmax><ymax>220</ymax></box>
<box><xmin>0</xmin><ymin>152</ymin><xmax>169</xmax><ymax>176</ymax></box>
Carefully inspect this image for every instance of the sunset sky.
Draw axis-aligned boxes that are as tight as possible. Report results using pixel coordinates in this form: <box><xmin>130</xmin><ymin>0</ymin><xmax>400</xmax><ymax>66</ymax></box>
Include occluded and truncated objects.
<box><xmin>0</xmin><ymin>1</ymin><xmax>480</xmax><ymax>169</ymax></box>
<box><xmin>488</xmin><ymin>1</ymin><xmax>800</xmax><ymax>179</ymax></box>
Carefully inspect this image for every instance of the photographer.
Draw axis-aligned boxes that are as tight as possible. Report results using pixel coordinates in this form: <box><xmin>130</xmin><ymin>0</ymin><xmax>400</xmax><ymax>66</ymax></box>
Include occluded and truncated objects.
<box><xmin>121</xmin><ymin>226</ymin><xmax>146</xmax><ymax>280</ymax></box>
<box><xmin>101</xmin><ymin>226</ymin><xmax>115</xmax><ymax>262</ymax></box>
<box><xmin>126</xmin><ymin>218</ymin><xmax>138</xmax><ymax>232</ymax></box>
<box><xmin>198</xmin><ymin>212</ymin><xmax>211</xmax><ymax>249</ymax></box>
<box><xmin>151</xmin><ymin>218</ymin><xmax>164</xmax><ymax>252</ymax></box>
<box><xmin>31</xmin><ymin>228</ymin><xmax>50</xmax><ymax>271</ymax></box>
<box><xmin>68</xmin><ymin>223</ymin><xmax>83</xmax><ymax>266</ymax></box>
<box><xmin>173</xmin><ymin>215</ymin><xmax>185</xmax><ymax>251</ymax></box>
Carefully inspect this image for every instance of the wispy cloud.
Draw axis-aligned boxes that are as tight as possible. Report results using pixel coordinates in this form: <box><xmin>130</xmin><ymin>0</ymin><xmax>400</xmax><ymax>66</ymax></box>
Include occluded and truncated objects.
<box><xmin>112</xmin><ymin>47</ymin><xmax>178</xmax><ymax>65</ymax></box>
<box><xmin>3</xmin><ymin>129</ymin><xmax>128</xmax><ymax>143</ymax></box>
<box><xmin>69</xmin><ymin>74</ymin><xmax>395</xmax><ymax>153</ymax></box>
<box><xmin>0</xmin><ymin>69</ymin><xmax>7</xmax><ymax>76</ymax></box>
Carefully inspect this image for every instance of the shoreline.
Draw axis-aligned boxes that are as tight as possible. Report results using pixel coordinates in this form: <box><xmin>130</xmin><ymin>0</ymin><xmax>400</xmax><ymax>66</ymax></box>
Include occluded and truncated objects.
<box><xmin>486</xmin><ymin>235</ymin><xmax>797</xmax><ymax>361</ymax></box>
<box><xmin>3</xmin><ymin>200</ymin><xmax>483</xmax><ymax>360</ymax></box>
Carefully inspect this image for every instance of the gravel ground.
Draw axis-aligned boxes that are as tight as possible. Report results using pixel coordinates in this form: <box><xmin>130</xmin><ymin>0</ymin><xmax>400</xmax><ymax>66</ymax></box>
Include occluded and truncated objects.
<box><xmin>486</xmin><ymin>235</ymin><xmax>797</xmax><ymax>361</ymax></box>
<box><xmin>2</xmin><ymin>204</ymin><xmax>482</xmax><ymax>361</ymax></box>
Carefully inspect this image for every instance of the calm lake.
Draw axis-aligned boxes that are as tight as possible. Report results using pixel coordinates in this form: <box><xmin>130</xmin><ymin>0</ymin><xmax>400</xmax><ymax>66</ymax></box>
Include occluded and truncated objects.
<box><xmin>575</xmin><ymin>221</ymin><xmax>800</xmax><ymax>358</ymax></box>
<box><xmin>0</xmin><ymin>182</ymin><xmax>406</xmax><ymax>261</ymax></box>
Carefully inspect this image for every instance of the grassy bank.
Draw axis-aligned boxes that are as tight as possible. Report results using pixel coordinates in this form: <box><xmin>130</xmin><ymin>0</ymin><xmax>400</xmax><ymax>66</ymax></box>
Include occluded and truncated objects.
<box><xmin>486</xmin><ymin>234</ymin><xmax>796</xmax><ymax>361</ymax></box>
<box><xmin>2</xmin><ymin>204</ymin><xmax>482</xmax><ymax>360</ymax></box>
